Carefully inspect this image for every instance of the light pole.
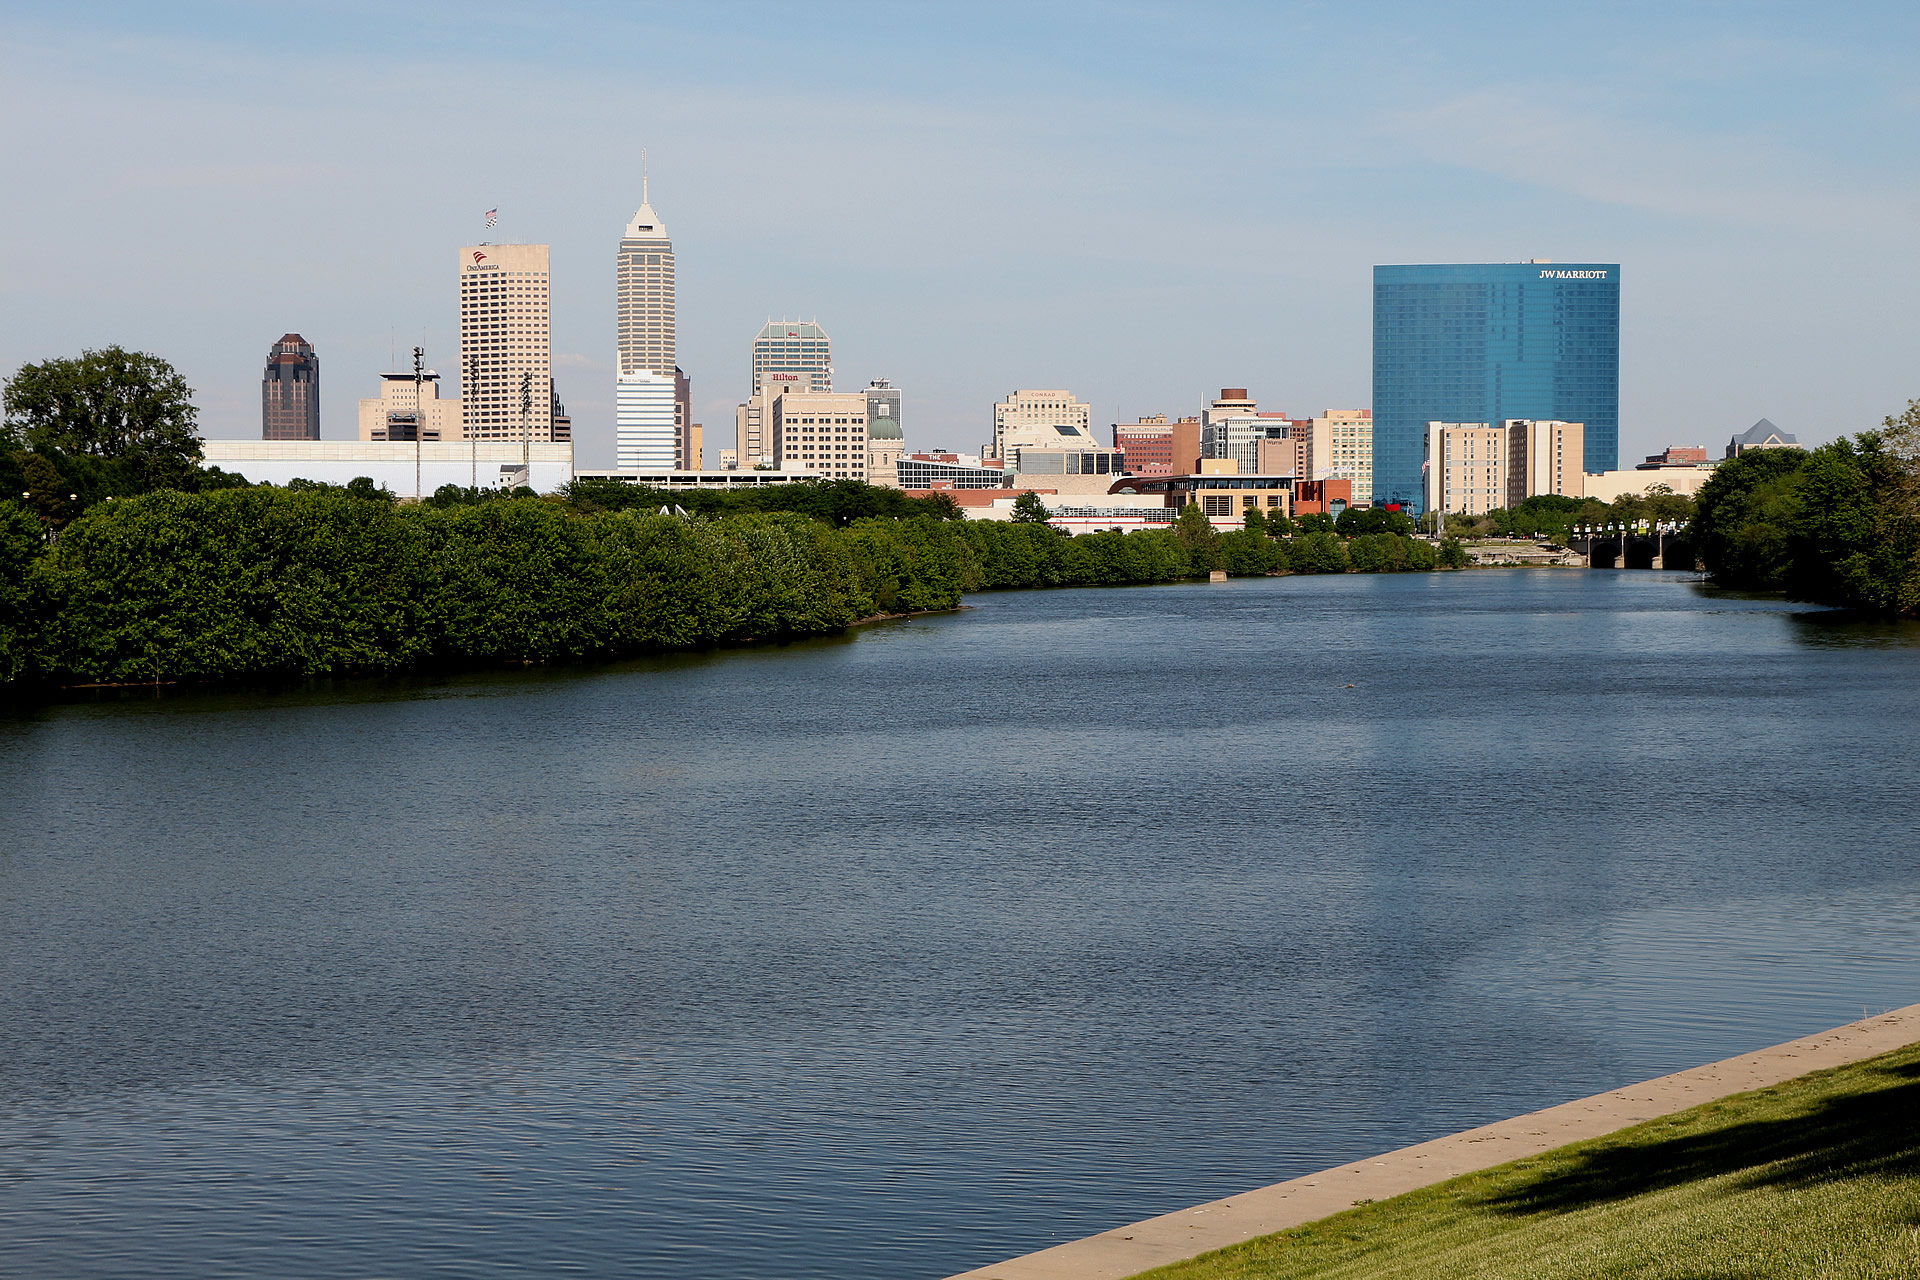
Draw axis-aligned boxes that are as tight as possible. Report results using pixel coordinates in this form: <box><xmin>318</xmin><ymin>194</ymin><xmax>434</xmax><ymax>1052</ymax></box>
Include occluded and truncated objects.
<box><xmin>412</xmin><ymin>345</ymin><xmax>425</xmax><ymax>502</ymax></box>
<box><xmin>463</xmin><ymin>351</ymin><xmax>479</xmax><ymax>493</ymax></box>
<box><xmin>518</xmin><ymin>370</ymin><xmax>533</xmax><ymax>493</ymax></box>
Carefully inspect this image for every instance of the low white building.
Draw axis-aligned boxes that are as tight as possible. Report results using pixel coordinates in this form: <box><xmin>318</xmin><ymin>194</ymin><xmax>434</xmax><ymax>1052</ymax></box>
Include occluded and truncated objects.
<box><xmin>573</xmin><ymin>467</ymin><xmax>825</xmax><ymax>490</ymax></box>
<box><xmin>1583</xmin><ymin>467</ymin><xmax>1715</xmax><ymax>502</ymax></box>
<box><xmin>200</xmin><ymin>439</ymin><xmax>575</xmax><ymax>497</ymax></box>
<box><xmin>616</xmin><ymin>369</ymin><xmax>677</xmax><ymax>470</ymax></box>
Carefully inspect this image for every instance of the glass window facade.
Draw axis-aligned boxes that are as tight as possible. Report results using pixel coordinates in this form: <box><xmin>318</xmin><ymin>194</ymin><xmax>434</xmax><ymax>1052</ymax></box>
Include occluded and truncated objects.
<box><xmin>1373</xmin><ymin>263</ymin><xmax>1619</xmax><ymax>513</ymax></box>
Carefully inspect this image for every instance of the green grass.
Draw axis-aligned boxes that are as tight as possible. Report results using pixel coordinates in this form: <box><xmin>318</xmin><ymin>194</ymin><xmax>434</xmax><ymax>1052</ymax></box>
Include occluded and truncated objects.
<box><xmin>1138</xmin><ymin>1041</ymin><xmax>1920</xmax><ymax>1280</ymax></box>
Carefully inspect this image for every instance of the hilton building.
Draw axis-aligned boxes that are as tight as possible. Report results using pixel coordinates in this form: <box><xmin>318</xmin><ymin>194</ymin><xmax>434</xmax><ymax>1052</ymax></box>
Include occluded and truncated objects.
<box><xmin>1373</xmin><ymin>262</ymin><xmax>1619</xmax><ymax>513</ymax></box>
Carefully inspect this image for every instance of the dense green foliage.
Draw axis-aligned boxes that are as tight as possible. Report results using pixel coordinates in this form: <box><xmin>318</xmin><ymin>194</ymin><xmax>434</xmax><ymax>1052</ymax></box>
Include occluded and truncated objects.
<box><xmin>0</xmin><ymin>345</ymin><xmax>1487</xmax><ymax>687</ymax></box>
<box><xmin>0</xmin><ymin>502</ymin><xmax>40</xmax><ymax>684</ymax></box>
<box><xmin>561</xmin><ymin>475</ymin><xmax>961</xmax><ymax>526</ymax></box>
<box><xmin>1335</xmin><ymin>506</ymin><xmax>1416</xmax><ymax>537</ymax></box>
<box><xmin>3</xmin><ymin>347</ymin><xmax>260</xmax><ymax>527</ymax></box>
<box><xmin>1691</xmin><ymin>411</ymin><xmax>1920</xmax><ymax>615</ymax></box>
<box><xmin>1428</xmin><ymin>491</ymin><xmax>1696</xmax><ymax>542</ymax></box>
<box><xmin>0</xmin><ymin>482</ymin><xmax>1475</xmax><ymax>687</ymax></box>
<box><xmin>1144</xmin><ymin>1040</ymin><xmax>1920</xmax><ymax>1280</ymax></box>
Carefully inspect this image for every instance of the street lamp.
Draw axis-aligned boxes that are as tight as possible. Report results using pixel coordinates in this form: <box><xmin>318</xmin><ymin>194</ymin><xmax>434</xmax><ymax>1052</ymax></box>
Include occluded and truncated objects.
<box><xmin>412</xmin><ymin>346</ymin><xmax>425</xmax><ymax>502</ymax></box>
<box><xmin>464</xmin><ymin>351</ymin><xmax>479</xmax><ymax>492</ymax></box>
<box><xmin>518</xmin><ymin>370</ymin><xmax>534</xmax><ymax>493</ymax></box>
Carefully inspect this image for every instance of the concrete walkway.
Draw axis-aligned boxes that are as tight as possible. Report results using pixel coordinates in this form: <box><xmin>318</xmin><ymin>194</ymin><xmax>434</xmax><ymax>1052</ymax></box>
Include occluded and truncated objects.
<box><xmin>947</xmin><ymin>1002</ymin><xmax>1920</xmax><ymax>1280</ymax></box>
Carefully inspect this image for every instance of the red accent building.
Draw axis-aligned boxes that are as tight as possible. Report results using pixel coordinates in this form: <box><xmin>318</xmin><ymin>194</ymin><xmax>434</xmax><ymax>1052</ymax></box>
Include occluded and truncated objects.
<box><xmin>1292</xmin><ymin>477</ymin><xmax>1353</xmax><ymax>515</ymax></box>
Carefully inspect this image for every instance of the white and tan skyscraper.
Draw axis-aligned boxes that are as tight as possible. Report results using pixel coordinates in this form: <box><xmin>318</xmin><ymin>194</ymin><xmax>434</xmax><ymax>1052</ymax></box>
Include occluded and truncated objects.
<box><xmin>616</xmin><ymin>181</ymin><xmax>698</xmax><ymax>467</ymax></box>
<box><xmin>617</xmin><ymin>183</ymin><xmax>676</xmax><ymax>380</ymax></box>
<box><xmin>459</xmin><ymin>242</ymin><xmax>553</xmax><ymax>440</ymax></box>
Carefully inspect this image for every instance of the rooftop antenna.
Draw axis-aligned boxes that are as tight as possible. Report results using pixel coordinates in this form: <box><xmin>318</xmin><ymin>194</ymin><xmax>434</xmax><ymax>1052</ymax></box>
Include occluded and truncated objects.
<box><xmin>642</xmin><ymin>148</ymin><xmax>649</xmax><ymax>204</ymax></box>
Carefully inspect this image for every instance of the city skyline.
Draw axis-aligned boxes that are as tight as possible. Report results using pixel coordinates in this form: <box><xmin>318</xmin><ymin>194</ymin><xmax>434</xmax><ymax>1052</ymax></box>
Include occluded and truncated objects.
<box><xmin>4</xmin><ymin>3</ymin><xmax>1916</xmax><ymax>467</ymax></box>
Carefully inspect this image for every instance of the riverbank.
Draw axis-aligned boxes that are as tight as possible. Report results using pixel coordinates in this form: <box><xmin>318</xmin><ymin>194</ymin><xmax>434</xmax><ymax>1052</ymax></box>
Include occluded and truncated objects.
<box><xmin>950</xmin><ymin>1002</ymin><xmax>1920</xmax><ymax>1279</ymax></box>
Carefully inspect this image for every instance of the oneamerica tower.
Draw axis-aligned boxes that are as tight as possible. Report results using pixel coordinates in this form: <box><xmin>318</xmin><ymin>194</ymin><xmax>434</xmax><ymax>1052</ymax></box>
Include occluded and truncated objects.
<box><xmin>1373</xmin><ymin>262</ymin><xmax>1620</xmax><ymax>513</ymax></box>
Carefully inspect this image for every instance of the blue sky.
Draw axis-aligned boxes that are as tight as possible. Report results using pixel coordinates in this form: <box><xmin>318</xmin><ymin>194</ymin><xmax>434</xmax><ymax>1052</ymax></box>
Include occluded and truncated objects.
<box><xmin>3</xmin><ymin>1</ymin><xmax>1917</xmax><ymax>466</ymax></box>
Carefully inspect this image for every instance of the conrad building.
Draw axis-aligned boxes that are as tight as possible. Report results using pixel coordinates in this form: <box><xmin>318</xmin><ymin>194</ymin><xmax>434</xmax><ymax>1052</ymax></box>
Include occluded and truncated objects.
<box><xmin>261</xmin><ymin>334</ymin><xmax>319</xmax><ymax>440</ymax></box>
<box><xmin>459</xmin><ymin>242</ymin><xmax>555</xmax><ymax>441</ymax></box>
<box><xmin>737</xmin><ymin>322</ymin><xmax>832</xmax><ymax>467</ymax></box>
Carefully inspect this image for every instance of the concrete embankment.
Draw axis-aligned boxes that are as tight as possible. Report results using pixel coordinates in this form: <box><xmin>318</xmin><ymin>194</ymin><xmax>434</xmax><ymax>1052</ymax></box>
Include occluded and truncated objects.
<box><xmin>948</xmin><ymin>1002</ymin><xmax>1920</xmax><ymax>1280</ymax></box>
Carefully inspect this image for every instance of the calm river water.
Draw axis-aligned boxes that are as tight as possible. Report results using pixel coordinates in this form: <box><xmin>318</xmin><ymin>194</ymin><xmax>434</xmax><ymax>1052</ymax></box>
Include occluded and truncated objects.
<box><xmin>3</xmin><ymin>571</ymin><xmax>1918</xmax><ymax>1278</ymax></box>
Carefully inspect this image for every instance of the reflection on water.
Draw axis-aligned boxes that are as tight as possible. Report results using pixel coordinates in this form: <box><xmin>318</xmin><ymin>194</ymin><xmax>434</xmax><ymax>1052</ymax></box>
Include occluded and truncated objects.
<box><xmin>1</xmin><ymin>571</ymin><xmax>1916</xmax><ymax>1279</ymax></box>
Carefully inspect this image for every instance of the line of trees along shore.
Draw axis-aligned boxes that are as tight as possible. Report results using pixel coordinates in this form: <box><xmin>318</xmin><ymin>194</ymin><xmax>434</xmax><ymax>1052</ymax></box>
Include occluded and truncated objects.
<box><xmin>1691</xmin><ymin>404</ymin><xmax>1920</xmax><ymax>616</ymax></box>
<box><xmin>24</xmin><ymin>345</ymin><xmax>1916</xmax><ymax>690</ymax></box>
<box><xmin>0</xmin><ymin>486</ymin><xmax>1456</xmax><ymax>688</ymax></box>
<box><xmin>0</xmin><ymin>347</ymin><xmax>1459</xmax><ymax>689</ymax></box>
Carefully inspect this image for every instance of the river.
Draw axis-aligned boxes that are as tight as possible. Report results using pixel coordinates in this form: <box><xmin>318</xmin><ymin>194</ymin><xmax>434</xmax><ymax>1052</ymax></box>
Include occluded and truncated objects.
<box><xmin>3</xmin><ymin>570</ymin><xmax>1917</xmax><ymax>1278</ymax></box>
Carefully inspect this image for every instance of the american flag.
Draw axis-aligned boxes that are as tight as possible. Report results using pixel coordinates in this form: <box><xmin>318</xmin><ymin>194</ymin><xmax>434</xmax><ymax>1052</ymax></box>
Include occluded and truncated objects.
<box><xmin>484</xmin><ymin>209</ymin><xmax>499</xmax><ymax>228</ymax></box>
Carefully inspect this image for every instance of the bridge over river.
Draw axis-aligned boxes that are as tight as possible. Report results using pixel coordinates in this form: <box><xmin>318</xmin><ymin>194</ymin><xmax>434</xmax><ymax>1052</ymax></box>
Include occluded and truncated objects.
<box><xmin>1564</xmin><ymin>523</ymin><xmax>1695</xmax><ymax>570</ymax></box>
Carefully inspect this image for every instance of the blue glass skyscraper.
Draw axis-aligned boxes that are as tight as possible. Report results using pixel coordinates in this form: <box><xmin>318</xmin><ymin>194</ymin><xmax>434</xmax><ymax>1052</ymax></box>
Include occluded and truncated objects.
<box><xmin>1373</xmin><ymin>263</ymin><xmax>1619</xmax><ymax>512</ymax></box>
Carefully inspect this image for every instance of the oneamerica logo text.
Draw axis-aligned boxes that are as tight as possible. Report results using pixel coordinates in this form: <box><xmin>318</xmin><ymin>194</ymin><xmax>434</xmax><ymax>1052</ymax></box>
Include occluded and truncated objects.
<box><xmin>1539</xmin><ymin>269</ymin><xmax>1608</xmax><ymax>279</ymax></box>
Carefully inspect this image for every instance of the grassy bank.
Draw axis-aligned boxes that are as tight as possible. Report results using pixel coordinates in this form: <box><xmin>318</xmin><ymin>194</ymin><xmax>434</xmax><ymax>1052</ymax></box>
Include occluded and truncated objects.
<box><xmin>1142</xmin><ymin>1040</ymin><xmax>1920</xmax><ymax>1280</ymax></box>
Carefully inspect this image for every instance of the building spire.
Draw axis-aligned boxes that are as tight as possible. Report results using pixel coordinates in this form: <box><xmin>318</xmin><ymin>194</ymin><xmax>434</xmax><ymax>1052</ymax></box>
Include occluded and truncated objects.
<box><xmin>624</xmin><ymin>153</ymin><xmax>666</xmax><ymax>240</ymax></box>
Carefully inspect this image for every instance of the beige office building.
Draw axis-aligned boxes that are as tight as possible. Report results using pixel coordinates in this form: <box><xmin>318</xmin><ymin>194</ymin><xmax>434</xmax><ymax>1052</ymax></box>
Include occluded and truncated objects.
<box><xmin>736</xmin><ymin>370</ymin><xmax>823</xmax><ymax>468</ymax></box>
<box><xmin>459</xmin><ymin>242</ymin><xmax>554</xmax><ymax>441</ymax></box>
<box><xmin>1256</xmin><ymin>436</ymin><xmax>1306</xmax><ymax>478</ymax></box>
<box><xmin>1429</xmin><ymin>423</ymin><xmax>1508</xmax><ymax>515</ymax></box>
<box><xmin>357</xmin><ymin>372</ymin><xmax>464</xmax><ymax>441</ymax></box>
<box><xmin>989</xmin><ymin>389</ymin><xmax>1091</xmax><ymax>462</ymax></box>
<box><xmin>1504</xmin><ymin>419</ymin><xmax>1585</xmax><ymax>508</ymax></box>
<box><xmin>1428</xmin><ymin>419</ymin><xmax>1585</xmax><ymax>515</ymax></box>
<box><xmin>1315</xmin><ymin>410</ymin><xmax>1374</xmax><ymax>506</ymax></box>
<box><xmin>772</xmin><ymin>388</ymin><xmax>869</xmax><ymax>482</ymax></box>
<box><xmin>1001</xmin><ymin>416</ymin><xmax>1124</xmax><ymax>495</ymax></box>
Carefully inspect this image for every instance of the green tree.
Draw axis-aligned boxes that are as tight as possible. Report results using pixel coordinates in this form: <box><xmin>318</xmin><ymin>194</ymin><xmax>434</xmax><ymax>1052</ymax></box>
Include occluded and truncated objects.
<box><xmin>3</xmin><ymin>347</ymin><xmax>204</xmax><ymax>494</ymax></box>
<box><xmin>0</xmin><ymin>500</ymin><xmax>44</xmax><ymax>683</ymax></box>
<box><xmin>1010</xmin><ymin>491</ymin><xmax>1052</xmax><ymax>523</ymax></box>
<box><xmin>1690</xmin><ymin>447</ymin><xmax>1810</xmax><ymax>590</ymax></box>
<box><xmin>1295</xmin><ymin>512</ymin><xmax>1335</xmax><ymax>535</ymax></box>
<box><xmin>1289</xmin><ymin>530</ymin><xmax>1349</xmax><ymax>574</ymax></box>
<box><xmin>1242</xmin><ymin>506</ymin><xmax>1267</xmax><ymax>534</ymax></box>
<box><xmin>1219</xmin><ymin>527</ymin><xmax>1281</xmax><ymax>576</ymax></box>
<box><xmin>1335</xmin><ymin>506</ymin><xmax>1415</xmax><ymax>537</ymax></box>
<box><xmin>1783</xmin><ymin>433</ymin><xmax>1920</xmax><ymax>615</ymax></box>
<box><xmin>1175</xmin><ymin>502</ymin><xmax>1221</xmax><ymax>573</ymax></box>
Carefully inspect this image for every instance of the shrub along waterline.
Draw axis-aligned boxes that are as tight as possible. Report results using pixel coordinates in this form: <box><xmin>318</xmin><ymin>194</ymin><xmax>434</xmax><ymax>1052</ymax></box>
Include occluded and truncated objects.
<box><xmin>0</xmin><ymin>490</ymin><xmax>1457</xmax><ymax>688</ymax></box>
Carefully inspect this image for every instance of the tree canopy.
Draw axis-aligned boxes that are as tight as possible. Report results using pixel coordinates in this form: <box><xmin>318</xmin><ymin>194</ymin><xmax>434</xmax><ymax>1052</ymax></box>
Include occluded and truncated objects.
<box><xmin>1009</xmin><ymin>491</ymin><xmax>1052</xmax><ymax>523</ymax></box>
<box><xmin>1689</xmin><ymin>410</ymin><xmax>1920</xmax><ymax>615</ymax></box>
<box><xmin>3</xmin><ymin>347</ymin><xmax>225</xmax><ymax>510</ymax></box>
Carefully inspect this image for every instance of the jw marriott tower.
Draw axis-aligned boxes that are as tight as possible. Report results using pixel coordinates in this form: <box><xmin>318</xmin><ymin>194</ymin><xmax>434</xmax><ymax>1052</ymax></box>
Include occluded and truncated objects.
<box><xmin>615</xmin><ymin>181</ymin><xmax>697</xmax><ymax>468</ymax></box>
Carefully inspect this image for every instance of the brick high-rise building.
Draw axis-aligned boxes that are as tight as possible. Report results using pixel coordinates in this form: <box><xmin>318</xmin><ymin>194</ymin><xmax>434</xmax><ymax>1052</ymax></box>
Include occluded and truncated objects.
<box><xmin>261</xmin><ymin>334</ymin><xmax>319</xmax><ymax>440</ymax></box>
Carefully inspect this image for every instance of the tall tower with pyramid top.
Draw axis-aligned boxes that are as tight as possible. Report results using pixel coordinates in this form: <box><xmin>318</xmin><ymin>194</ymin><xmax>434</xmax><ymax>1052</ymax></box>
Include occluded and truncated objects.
<box><xmin>616</xmin><ymin>175</ymin><xmax>676</xmax><ymax>379</ymax></box>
